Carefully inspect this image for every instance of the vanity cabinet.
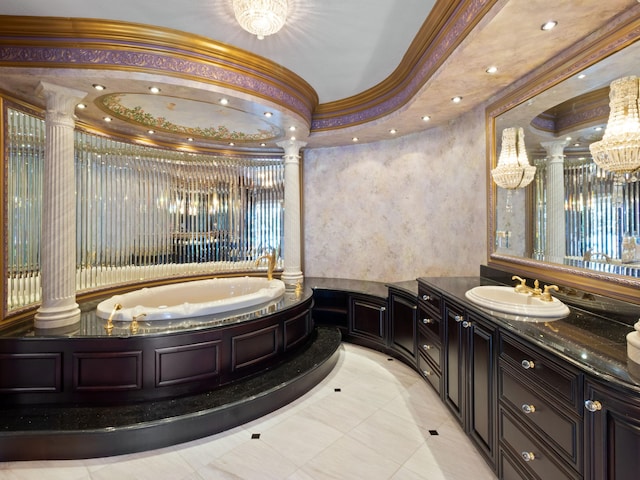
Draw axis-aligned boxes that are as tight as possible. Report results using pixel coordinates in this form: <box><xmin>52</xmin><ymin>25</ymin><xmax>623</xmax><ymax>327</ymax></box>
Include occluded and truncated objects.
<box><xmin>497</xmin><ymin>333</ymin><xmax>583</xmax><ymax>479</ymax></box>
<box><xmin>417</xmin><ymin>284</ymin><xmax>443</xmax><ymax>394</ymax></box>
<box><xmin>584</xmin><ymin>380</ymin><xmax>640</xmax><ymax>480</ymax></box>
<box><xmin>388</xmin><ymin>287</ymin><xmax>418</xmax><ymax>365</ymax></box>
<box><xmin>348</xmin><ymin>294</ymin><xmax>387</xmax><ymax>345</ymax></box>
<box><xmin>443</xmin><ymin>299</ymin><xmax>498</xmax><ymax>466</ymax></box>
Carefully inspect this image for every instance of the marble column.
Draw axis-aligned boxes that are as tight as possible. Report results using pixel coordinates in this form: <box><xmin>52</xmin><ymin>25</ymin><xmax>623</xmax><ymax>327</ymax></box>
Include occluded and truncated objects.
<box><xmin>541</xmin><ymin>140</ymin><xmax>569</xmax><ymax>265</ymax></box>
<box><xmin>277</xmin><ymin>139</ymin><xmax>307</xmax><ymax>287</ymax></box>
<box><xmin>34</xmin><ymin>82</ymin><xmax>87</xmax><ymax>330</ymax></box>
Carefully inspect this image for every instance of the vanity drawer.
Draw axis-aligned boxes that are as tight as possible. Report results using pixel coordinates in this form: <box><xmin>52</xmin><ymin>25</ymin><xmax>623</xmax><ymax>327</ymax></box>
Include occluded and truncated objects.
<box><xmin>418</xmin><ymin>284</ymin><xmax>442</xmax><ymax>314</ymax></box>
<box><xmin>500</xmin><ymin>408</ymin><xmax>580</xmax><ymax>480</ymax></box>
<box><xmin>500</xmin><ymin>364</ymin><xmax>581</xmax><ymax>470</ymax></box>
<box><xmin>418</xmin><ymin>352</ymin><xmax>441</xmax><ymax>395</ymax></box>
<box><xmin>499</xmin><ymin>333</ymin><xmax>581</xmax><ymax>411</ymax></box>
<box><xmin>417</xmin><ymin>328</ymin><xmax>441</xmax><ymax>369</ymax></box>
<box><xmin>418</xmin><ymin>304</ymin><xmax>440</xmax><ymax>337</ymax></box>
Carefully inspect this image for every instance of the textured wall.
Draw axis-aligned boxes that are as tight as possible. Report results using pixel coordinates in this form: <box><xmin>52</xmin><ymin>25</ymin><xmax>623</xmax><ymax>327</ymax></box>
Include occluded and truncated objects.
<box><xmin>302</xmin><ymin>105</ymin><xmax>487</xmax><ymax>282</ymax></box>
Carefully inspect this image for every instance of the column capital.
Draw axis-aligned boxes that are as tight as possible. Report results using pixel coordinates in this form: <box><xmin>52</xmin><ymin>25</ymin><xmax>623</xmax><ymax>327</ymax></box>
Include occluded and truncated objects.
<box><xmin>541</xmin><ymin>139</ymin><xmax>569</xmax><ymax>159</ymax></box>
<box><xmin>36</xmin><ymin>81</ymin><xmax>87</xmax><ymax>115</ymax></box>
<box><xmin>277</xmin><ymin>139</ymin><xmax>307</xmax><ymax>159</ymax></box>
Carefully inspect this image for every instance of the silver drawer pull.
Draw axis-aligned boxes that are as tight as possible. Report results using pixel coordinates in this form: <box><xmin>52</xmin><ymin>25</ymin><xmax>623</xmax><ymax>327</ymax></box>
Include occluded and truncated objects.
<box><xmin>585</xmin><ymin>400</ymin><xmax>602</xmax><ymax>412</ymax></box>
<box><xmin>454</xmin><ymin>315</ymin><xmax>464</xmax><ymax>322</ymax></box>
<box><xmin>521</xmin><ymin>359</ymin><xmax>535</xmax><ymax>370</ymax></box>
<box><xmin>521</xmin><ymin>451</ymin><xmax>536</xmax><ymax>462</ymax></box>
<box><xmin>462</xmin><ymin>320</ymin><xmax>472</xmax><ymax>328</ymax></box>
<box><xmin>422</xmin><ymin>294</ymin><xmax>432</xmax><ymax>301</ymax></box>
<box><xmin>521</xmin><ymin>404</ymin><xmax>536</xmax><ymax>414</ymax></box>
<box><xmin>422</xmin><ymin>344</ymin><xmax>432</xmax><ymax>351</ymax></box>
<box><xmin>422</xmin><ymin>369</ymin><xmax>431</xmax><ymax>376</ymax></box>
<box><xmin>422</xmin><ymin>318</ymin><xmax>434</xmax><ymax>325</ymax></box>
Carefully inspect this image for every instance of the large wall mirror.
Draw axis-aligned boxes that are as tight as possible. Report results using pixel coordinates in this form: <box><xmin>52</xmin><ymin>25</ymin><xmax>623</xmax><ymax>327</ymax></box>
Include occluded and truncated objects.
<box><xmin>487</xmin><ymin>11</ymin><xmax>640</xmax><ymax>304</ymax></box>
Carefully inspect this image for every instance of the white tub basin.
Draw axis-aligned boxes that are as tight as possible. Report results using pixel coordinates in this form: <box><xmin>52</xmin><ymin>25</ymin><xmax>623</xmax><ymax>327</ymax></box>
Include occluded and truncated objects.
<box><xmin>96</xmin><ymin>277</ymin><xmax>286</xmax><ymax>321</ymax></box>
<box><xmin>465</xmin><ymin>285</ymin><xmax>569</xmax><ymax>319</ymax></box>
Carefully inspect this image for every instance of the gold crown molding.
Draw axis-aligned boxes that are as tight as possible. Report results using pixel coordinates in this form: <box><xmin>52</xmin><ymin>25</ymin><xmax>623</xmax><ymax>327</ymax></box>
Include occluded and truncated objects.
<box><xmin>0</xmin><ymin>15</ymin><xmax>318</xmax><ymax>123</ymax></box>
<box><xmin>312</xmin><ymin>0</ymin><xmax>498</xmax><ymax>129</ymax></box>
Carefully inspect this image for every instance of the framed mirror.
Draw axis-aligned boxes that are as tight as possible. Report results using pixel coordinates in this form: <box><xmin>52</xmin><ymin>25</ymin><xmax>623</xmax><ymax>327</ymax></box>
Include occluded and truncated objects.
<box><xmin>486</xmin><ymin>10</ymin><xmax>640</xmax><ymax>304</ymax></box>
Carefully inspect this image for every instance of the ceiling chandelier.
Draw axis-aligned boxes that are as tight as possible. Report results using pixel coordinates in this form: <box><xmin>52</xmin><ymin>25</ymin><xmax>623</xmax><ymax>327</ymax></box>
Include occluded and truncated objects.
<box><xmin>589</xmin><ymin>75</ymin><xmax>640</xmax><ymax>177</ymax></box>
<box><xmin>232</xmin><ymin>0</ymin><xmax>289</xmax><ymax>40</ymax></box>
<box><xmin>491</xmin><ymin>127</ymin><xmax>536</xmax><ymax>189</ymax></box>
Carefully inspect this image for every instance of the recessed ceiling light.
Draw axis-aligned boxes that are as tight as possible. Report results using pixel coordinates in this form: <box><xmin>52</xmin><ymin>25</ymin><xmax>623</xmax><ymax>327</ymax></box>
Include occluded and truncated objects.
<box><xmin>289</xmin><ymin>126</ymin><xmax>296</xmax><ymax>131</ymax></box>
<box><xmin>451</xmin><ymin>96</ymin><xmax>462</xmax><ymax>103</ymax></box>
<box><xmin>220</xmin><ymin>98</ymin><xmax>229</xmax><ymax>105</ymax></box>
<box><xmin>290</xmin><ymin>136</ymin><xmax>296</xmax><ymax>141</ymax></box>
<box><xmin>229</xmin><ymin>142</ymin><xmax>235</xmax><ymax>146</ymax></box>
<box><xmin>422</xmin><ymin>115</ymin><xmax>431</xmax><ymax>122</ymax></box>
<box><xmin>149</xmin><ymin>86</ymin><xmax>161</xmax><ymax>94</ymax></box>
<box><xmin>103</xmin><ymin>116</ymin><xmax>112</xmax><ymax>122</ymax></box>
<box><xmin>574</xmin><ymin>143</ymin><xmax>580</xmax><ymax>147</ymax></box>
<box><xmin>566</xmin><ymin>136</ymin><xmax>572</xmax><ymax>141</ymax></box>
<box><xmin>595</xmin><ymin>126</ymin><xmax>603</xmax><ymax>131</ymax></box>
<box><xmin>352</xmin><ymin>137</ymin><xmax>359</xmax><ymax>142</ymax></box>
<box><xmin>76</xmin><ymin>103</ymin><xmax>87</xmax><ymax>109</ymax></box>
<box><xmin>486</xmin><ymin>66</ymin><xmax>498</xmax><ymax>74</ymax></box>
<box><xmin>541</xmin><ymin>20</ymin><xmax>557</xmax><ymax>31</ymax></box>
<box><xmin>578</xmin><ymin>74</ymin><xmax>586</xmax><ymax>79</ymax></box>
<box><xmin>264</xmin><ymin>112</ymin><xmax>273</xmax><ymax>118</ymax></box>
<box><xmin>187</xmin><ymin>137</ymin><xmax>194</xmax><ymax>142</ymax></box>
<box><xmin>260</xmin><ymin>143</ymin><xmax>266</xmax><ymax>147</ymax></box>
<box><xmin>389</xmin><ymin>129</ymin><xmax>397</xmax><ymax>134</ymax></box>
<box><xmin>148</xmin><ymin>130</ymin><xmax>155</xmax><ymax>134</ymax></box>
<box><xmin>93</xmin><ymin>84</ymin><xmax>106</xmax><ymax>91</ymax></box>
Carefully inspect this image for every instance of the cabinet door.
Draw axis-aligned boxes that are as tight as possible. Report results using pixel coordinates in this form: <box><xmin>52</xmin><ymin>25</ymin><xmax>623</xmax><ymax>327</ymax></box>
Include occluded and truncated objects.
<box><xmin>349</xmin><ymin>295</ymin><xmax>387</xmax><ymax>343</ymax></box>
<box><xmin>443</xmin><ymin>301</ymin><xmax>466</xmax><ymax>423</ymax></box>
<box><xmin>585</xmin><ymin>380</ymin><xmax>640</xmax><ymax>480</ymax></box>
<box><xmin>389</xmin><ymin>291</ymin><xmax>417</xmax><ymax>363</ymax></box>
<box><xmin>468</xmin><ymin>311</ymin><xmax>497</xmax><ymax>464</ymax></box>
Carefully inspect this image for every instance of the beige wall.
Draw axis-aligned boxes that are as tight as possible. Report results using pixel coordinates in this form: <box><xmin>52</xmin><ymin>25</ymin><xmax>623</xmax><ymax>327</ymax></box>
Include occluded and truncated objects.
<box><xmin>302</xmin><ymin>105</ymin><xmax>488</xmax><ymax>282</ymax></box>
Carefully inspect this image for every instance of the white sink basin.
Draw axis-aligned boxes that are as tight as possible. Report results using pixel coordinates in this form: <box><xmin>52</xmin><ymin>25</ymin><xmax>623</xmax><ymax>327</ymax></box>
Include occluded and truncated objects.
<box><xmin>465</xmin><ymin>285</ymin><xmax>570</xmax><ymax>320</ymax></box>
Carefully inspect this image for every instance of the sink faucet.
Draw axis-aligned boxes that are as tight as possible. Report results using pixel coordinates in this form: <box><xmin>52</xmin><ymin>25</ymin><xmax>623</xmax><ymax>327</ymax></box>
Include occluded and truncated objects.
<box><xmin>512</xmin><ymin>275</ymin><xmax>559</xmax><ymax>302</ymax></box>
<box><xmin>583</xmin><ymin>249</ymin><xmax>611</xmax><ymax>263</ymax></box>
<box><xmin>255</xmin><ymin>249</ymin><xmax>276</xmax><ymax>281</ymax></box>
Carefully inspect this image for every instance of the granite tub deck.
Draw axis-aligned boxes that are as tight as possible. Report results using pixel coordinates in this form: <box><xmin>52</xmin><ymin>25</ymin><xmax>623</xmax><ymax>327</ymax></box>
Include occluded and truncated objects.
<box><xmin>0</xmin><ymin>326</ymin><xmax>342</xmax><ymax>461</ymax></box>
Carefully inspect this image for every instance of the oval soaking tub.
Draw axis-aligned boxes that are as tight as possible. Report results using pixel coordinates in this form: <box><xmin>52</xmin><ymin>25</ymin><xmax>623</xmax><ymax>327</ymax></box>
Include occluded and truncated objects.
<box><xmin>96</xmin><ymin>276</ymin><xmax>286</xmax><ymax>321</ymax></box>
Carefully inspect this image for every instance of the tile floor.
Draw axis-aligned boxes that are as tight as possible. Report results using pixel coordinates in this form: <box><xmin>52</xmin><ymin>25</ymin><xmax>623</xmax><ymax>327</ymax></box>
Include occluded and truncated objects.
<box><xmin>0</xmin><ymin>343</ymin><xmax>498</xmax><ymax>480</ymax></box>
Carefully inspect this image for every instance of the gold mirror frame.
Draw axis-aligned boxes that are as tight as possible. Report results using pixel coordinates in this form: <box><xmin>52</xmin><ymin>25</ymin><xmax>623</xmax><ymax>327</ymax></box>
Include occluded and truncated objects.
<box><xmin>486</xmin><ymin>10</ymin><xmax>640</xmax><ymax>305</ymax></box>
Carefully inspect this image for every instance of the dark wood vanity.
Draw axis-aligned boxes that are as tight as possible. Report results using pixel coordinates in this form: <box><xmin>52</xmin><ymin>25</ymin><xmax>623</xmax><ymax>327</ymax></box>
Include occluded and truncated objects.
<box><xmin>309</xmin><ymin>270</ymin><xmax>640</xmax><ymax>480</ymax></box>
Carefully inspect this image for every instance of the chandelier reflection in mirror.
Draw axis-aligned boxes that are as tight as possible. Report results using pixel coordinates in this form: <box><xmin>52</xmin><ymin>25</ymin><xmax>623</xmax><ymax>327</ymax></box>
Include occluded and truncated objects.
<box><xmin>590</xmin><ymin>75</ymin><xmax>640</xmax><ymax>180</ymax></box>
<box><xmin>232</xmin><ymin>0</ymin><xmax>289</xmax><ymax>39</ymax></box>
<box><xmin>492</xmin><ymin>127</ymin><xmax>536</xmax><ymax>249</ymax></box>
<box><xmin>6</xmin><ymin>108</ymin><xmax>285</xmax><ymax>312</ymax></box>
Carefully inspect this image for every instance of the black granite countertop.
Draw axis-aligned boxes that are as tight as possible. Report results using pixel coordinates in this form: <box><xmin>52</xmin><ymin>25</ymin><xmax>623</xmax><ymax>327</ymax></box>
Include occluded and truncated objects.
<box><xmin>418</xmin><ymin>276</ymin><xmax>640</xmax><ymax>395</ymax></box>
<box><xmin>306</xmin><ymin>277</ymin><xmax>392</xmax><ymax>298</ymax></box>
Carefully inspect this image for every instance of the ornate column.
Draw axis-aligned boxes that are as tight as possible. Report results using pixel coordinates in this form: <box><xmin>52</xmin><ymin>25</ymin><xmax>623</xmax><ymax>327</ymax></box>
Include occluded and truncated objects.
<box><xmin>541</xmin><ymin>140</ymin><xmax>569</xmax><ymax>265</ymax></box>
<box><xmin>277</xmin><ymin>139</ymin><xmax>306</xmax><ymax>287</ymax></box>
<box><xmin>34</xmin><ymin>82</ymin><xmax>87</xmax><ymax>330</ymax></box>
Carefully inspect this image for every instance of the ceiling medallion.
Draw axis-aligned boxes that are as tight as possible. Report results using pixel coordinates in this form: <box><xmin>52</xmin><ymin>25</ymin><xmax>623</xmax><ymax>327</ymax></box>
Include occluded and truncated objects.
<box><xmin>232</xmin><ymin>0</ymin><xmax>289</xmax><ymax>40</ymax></box>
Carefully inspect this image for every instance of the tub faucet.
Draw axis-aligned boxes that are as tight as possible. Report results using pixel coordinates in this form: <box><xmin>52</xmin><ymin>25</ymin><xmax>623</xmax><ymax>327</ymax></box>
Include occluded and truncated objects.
<box><xmin>256</xmin><ymin>249</ymin><xmax>276</xmax><ymax>280</ymax></box>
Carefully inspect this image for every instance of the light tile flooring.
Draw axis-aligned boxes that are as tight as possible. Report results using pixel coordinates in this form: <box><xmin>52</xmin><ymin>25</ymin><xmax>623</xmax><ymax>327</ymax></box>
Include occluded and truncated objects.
<box><xmin>0</xmin><ymin>343</ymin><xmax>498</xmax><ymax>480</ymax></box>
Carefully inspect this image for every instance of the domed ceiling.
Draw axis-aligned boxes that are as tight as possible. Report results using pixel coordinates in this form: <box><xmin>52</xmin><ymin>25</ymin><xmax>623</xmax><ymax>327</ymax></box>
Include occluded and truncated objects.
<box><xmin>0</xmin><ymin>0</ymin><xmax>638</xmax><ymax>153</ymax></box>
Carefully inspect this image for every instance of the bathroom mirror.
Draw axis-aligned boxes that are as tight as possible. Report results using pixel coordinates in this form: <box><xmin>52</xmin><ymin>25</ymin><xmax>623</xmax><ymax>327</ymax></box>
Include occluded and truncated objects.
<box><xmin>486</xmin><ymin>13</ymin><xmax>640</xmax><ymax>304</ymax></box>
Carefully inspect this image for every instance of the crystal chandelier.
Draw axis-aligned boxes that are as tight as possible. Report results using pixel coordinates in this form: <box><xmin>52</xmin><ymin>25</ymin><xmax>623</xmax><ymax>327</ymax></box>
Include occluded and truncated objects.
<box><xmin>232</xmin><ymin>0</ymin><xmax>289</xmax><ymax>40</ymax></box>
<box><xmin>491</xmin><ymin>127</ymin><xmax>536</xmax><ymax>189</ymax></box>
<box><xmin>589</xmin><ymin>76</ymin><xmax>640</xmax><ymax>176</ymax></box>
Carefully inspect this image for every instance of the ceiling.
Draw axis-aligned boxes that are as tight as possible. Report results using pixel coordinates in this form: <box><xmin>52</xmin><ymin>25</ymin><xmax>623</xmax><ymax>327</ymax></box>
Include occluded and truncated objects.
<box><xmin>0</xmin><ymin>0</ymin><xmax>638</xmax><ymax>153</ymax></box>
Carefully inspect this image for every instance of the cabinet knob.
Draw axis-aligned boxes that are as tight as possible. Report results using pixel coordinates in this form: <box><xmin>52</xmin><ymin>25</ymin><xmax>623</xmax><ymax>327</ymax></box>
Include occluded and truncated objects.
<box><xmin>422</xmin><ymin>344</ymin><xmax>432</xmax><ymax>351</ymax></box>
<box><xmin>521</xmin><ymin>451</ymin><xmax>536</xmax><ymax>462</ymax></box>
<box><xmin>422</xmin><ymin>318</ymin><xmax>434</xmax><ymax>325</ymax></box>
<box><xmin>422</xmin><ymin>369</ymin><xmax>431</xmax><ymax>376</ymax></box>
<box><xmin>380</xmin><ymin>306</ymin><xmax>386</xmax><ymax>312</ymax></box>
<box><xmin>521</xmin><ymin>404</ymin><xmax>536</xmax><ymax>414</ymax></box>
<box><xmin>454</xmin><ymin>315</ymin><xmax>464</xmax><ymax>323</ymax></box>
<box><xmin>521</xmin><ymin>359</ymin><xmax>535</xmax><ymax>370</ymax></box>
<box><xmin>422</xmin><ymin>294</ymin><xmax>431</xmax><ymax>301</ymax></box>
<box><xmin>462</xmin><ymin>320</ymin><xmax>472</xmax><ymax>328</ymax></box>
<box><xmin>585</xmin><ymin>400</ymin><xmax>602</xmax><ymax>412</ymax></box>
